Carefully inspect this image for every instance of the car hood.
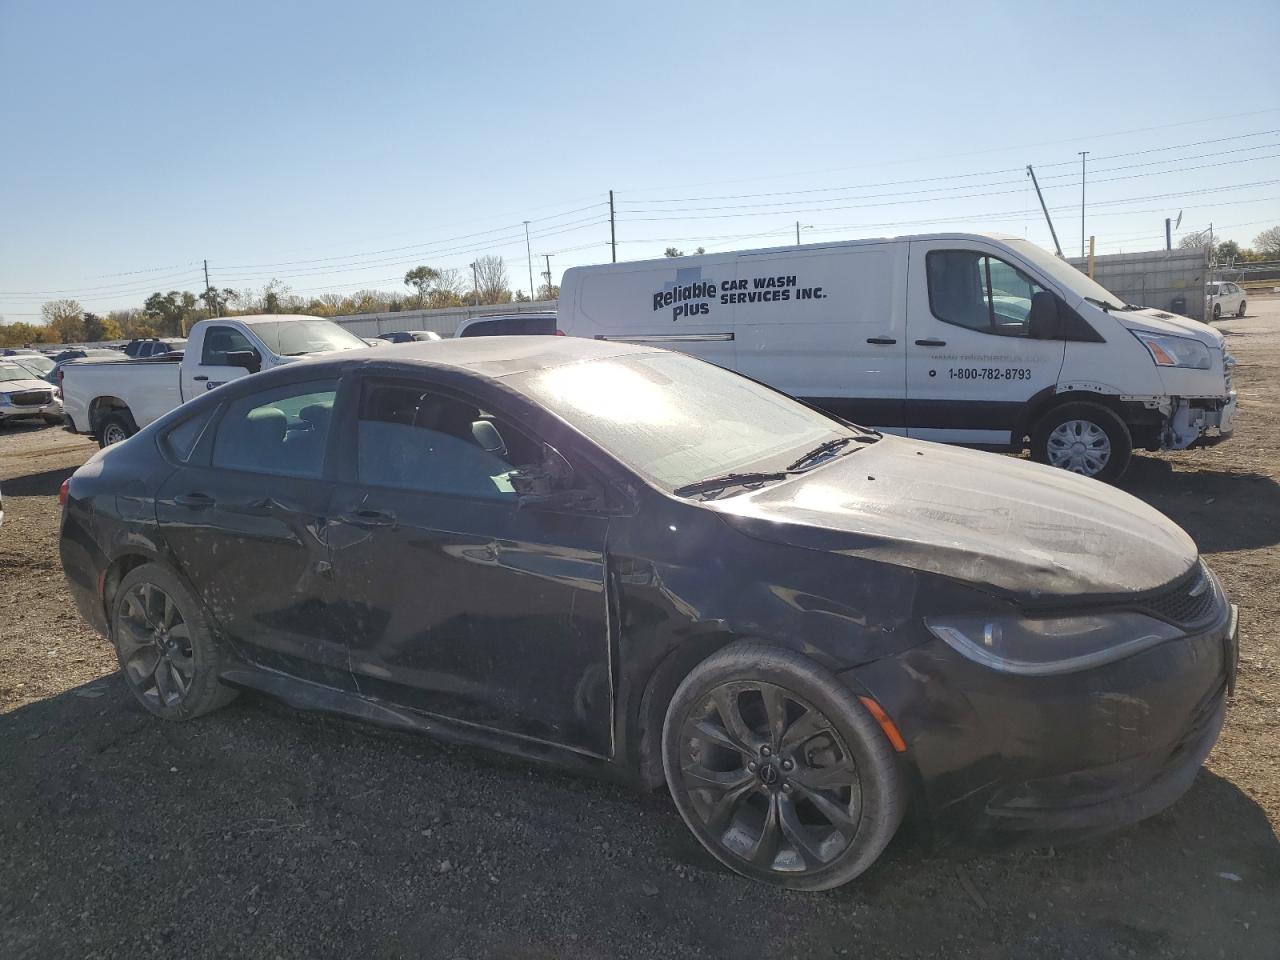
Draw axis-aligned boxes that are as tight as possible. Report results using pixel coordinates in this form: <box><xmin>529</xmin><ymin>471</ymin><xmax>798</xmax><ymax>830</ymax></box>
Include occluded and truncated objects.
<box><xmin>1112</xmin><ymin>306</ymin><xmax>1223</xmax><ymax>348</ymax></box>
<box><xmin>709</xmin><ymin>437</ymin><xmax>1197</xmax><ymax>600</ymax></box>
<box><xmin>0</xmin><ymin>377</ymin><xmax>56</xmax><ymax>393</ymax></box>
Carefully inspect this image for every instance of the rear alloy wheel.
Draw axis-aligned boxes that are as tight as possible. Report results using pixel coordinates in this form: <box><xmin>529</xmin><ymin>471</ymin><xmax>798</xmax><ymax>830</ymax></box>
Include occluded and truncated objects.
<box><xmin>1212</xmin><ymin>303</ymin><xmax>1222</xmax><ymax>321</ymax></box>
<box><xmin>97</xmin><ymin>412</ymin><xmax>136</xmax><ymax>449</ymax></box>
<box><xmin>111</xmin><ymin>563</ymin><xmax>236</xmax><ymax>720</ymax></box>
<box><xmin>1031</xmin><ymin>402</ymin><xmax>1132</xmax><ymax>482</ymax></box>
<box><xmin>1237</xmin><ymin>300</ymin><xmax>1247</xmax><ymax>317</ymax></box>
<box><xmin>662</xmin><ymin>642</ymin><xmax>904</xmax><ymax>890</ymax></box>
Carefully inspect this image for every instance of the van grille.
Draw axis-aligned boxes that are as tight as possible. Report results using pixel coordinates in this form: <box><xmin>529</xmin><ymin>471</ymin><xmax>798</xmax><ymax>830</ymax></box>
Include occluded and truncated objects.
<box><xmin>1138</xmin><ymin>562</ymin><xmax>1218</xmax><ymax>627</ymax></box>
<box><xmin>9</xmin><ymin>390</ymin><xmax>52</xmax><ymax>406</ymax></box>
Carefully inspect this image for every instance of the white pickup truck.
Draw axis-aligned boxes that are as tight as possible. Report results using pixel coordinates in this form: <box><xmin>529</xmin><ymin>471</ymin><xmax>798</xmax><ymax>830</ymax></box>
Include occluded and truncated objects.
<box><xmin>61</xmin><ymin>314</ymin><xmax>369</xmax><ymax>446</ymax></box>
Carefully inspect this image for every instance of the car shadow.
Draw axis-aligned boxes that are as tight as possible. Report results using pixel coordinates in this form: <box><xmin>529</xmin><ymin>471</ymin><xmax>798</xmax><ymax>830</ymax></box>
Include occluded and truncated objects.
<box><xmin>1119</xmin><ymin>455</ymin><xmax>1280</xmax><ymax>553</ymax></box>
<box><xmin>2</xmin><ymin>676</ymin><xmax>1278</xmax><ymax>957</ymax></box>
<box><xmin>1</xmin><ymin>465</ymin><xmax>79</xmax><ymax>497</ymax></box>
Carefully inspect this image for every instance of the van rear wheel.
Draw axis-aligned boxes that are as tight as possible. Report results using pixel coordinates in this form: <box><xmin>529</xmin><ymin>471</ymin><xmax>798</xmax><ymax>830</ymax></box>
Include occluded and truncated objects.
<box><xmin>1030</xmin><ymin>402</ymin><xmax>1132</xmax><ymax>482</ymax></box>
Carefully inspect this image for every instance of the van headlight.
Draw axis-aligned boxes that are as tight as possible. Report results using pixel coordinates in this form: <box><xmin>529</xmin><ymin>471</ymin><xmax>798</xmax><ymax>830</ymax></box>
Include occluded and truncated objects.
<box><xmin>1132</xmin><ymin>331</ymin><xmax>1212</xmax><ymax>370</ymax></box>
<box><xmin>926</xmin><ymin>613</ymin><xmax>1183</xmax><ymax>675</ymax></box>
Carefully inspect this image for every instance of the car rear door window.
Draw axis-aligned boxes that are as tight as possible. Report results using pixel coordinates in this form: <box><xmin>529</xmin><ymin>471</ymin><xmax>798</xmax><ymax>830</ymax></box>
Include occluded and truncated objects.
<box><xmin>356</xmin><ymin>381</ymin><xmax>536</xmax><ymax>500</ymax></box>
<box><xmin>211</xmin><ymin>379</ymin><xmax>338</xmax><ymax>478</ymax></box>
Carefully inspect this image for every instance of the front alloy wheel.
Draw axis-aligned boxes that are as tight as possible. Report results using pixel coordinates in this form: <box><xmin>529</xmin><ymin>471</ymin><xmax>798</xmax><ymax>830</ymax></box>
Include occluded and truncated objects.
<box><xmin>678</xmin><ymin>682</ymin><xmax>861</xmax><ymax>873</ymax></box>
<box><xmin>662</xmin><ymin>642</ymin><xmax>904</xmax><ymax>890</ymax></box>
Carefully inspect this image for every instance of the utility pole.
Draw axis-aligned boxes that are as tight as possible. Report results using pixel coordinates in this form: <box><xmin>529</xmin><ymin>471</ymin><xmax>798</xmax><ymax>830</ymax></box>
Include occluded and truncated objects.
<box><xmin>542</xmin><ymin>254</ymin><xmax>553</xmax><ymax>297</ymax></box>
<box><xmin>523</xmin><ymin>221</ymin><xmax>535</xmax><ymax>304</ymax></box>
<box><xmin>1165</xmin><ymin>218</ymin><xmax>1173</xmax><ymax>252</ymax></box>
<box><xmin>609</xmin><ymin>190</ymin><xmax>616</xmax><ymax>263</ymax></box>
<box><xmin>1026</xmin><ymin>165</ymin><xmax>1063</xmax><ymax>257</ymax></box>
<box><xmin>470</xmin><ymin>261</ymin><xmax>479</xmax><ymax>307</ymax></box>
<box><xmin>203</xmin><ymin>259</ymin><xmax>219</xmax><ymax>317</ymax></box>
<box><xmin>1079</xmin><ymin>151</ymin><xmax>1089</xmax><ymax>259</ymax></box>
<box><xmin>796</xmin><ymin>221</ymin><xmax>801</xmax><ymax>245</ymax></box>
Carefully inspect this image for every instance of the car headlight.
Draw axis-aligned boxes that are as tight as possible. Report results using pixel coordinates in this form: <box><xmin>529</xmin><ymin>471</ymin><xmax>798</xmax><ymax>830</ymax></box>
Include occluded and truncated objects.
<box><xmin>1132</xmin><ymin>331</ymin><xmax>1212</xmax><ymax>369</ymax></box>
<box><xmin>926</xmin><ymin>612</ymin><xmax>1184</xmax><ymax>675</ymax></box>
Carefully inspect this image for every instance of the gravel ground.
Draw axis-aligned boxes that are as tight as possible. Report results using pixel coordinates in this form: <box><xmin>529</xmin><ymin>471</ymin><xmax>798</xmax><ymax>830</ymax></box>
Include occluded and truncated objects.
<box><xmin>2</xmin><ymin>305</ymin><xmax>1278</xmax><ymax>960</ymax></box>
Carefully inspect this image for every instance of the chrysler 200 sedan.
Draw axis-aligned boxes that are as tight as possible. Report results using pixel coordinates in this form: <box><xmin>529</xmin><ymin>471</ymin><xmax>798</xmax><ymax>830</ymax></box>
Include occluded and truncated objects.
<box><xmin>59</xmin><ymin>337</ymin><xmax>1239</xmax><ymax>890</ymax></box>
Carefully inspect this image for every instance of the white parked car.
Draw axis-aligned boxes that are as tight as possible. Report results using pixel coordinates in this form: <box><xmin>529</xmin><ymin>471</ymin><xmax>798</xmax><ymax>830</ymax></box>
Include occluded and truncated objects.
<box><xmin>0</xmin><ymin>361</ymin><xmax>63</xmax><ymax>427</ymax></box>
<box><xmin>1206</xmin><ymin>282</ymin><xmax>1247</xmax><ymax>321</ymax></box>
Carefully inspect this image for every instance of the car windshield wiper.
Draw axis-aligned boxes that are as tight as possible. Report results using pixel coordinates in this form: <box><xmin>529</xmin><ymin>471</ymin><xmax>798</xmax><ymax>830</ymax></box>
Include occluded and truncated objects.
<box><xmin>787</xmin><ymin>437</ymin><xmax>854</xmax><ymax>470</ymax></box>
<box><xmin>1083</xmin><ymin>296</ymin><xmax>1114</xmax><ymax>312</ymax></box>
<box><xmin>673</xmin><ymin>471</ymin><xmax>789</xmax><ymax>499</ymax></box>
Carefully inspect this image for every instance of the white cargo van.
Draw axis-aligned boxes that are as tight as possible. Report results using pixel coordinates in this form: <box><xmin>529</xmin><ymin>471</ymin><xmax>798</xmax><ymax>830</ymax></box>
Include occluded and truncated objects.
<box><xmin>558</xmin><ymin>234</ymin><xmax>1236</xmax><ymax>480</ymax></box>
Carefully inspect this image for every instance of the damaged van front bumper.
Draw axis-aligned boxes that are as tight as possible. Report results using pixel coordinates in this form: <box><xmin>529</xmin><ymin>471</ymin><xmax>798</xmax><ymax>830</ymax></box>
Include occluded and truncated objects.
<box><xmin>844</xmin><ymin>602</ymin><xmax>1238</xmax><ymax>848</ymax></box>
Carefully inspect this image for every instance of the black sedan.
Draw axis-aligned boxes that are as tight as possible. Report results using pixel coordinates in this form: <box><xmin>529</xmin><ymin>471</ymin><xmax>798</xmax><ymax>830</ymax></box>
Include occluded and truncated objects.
<box><xmin>58</xmin><ymin>337</ymin><xmax>1238</xmax><ymax>890</ymax></box>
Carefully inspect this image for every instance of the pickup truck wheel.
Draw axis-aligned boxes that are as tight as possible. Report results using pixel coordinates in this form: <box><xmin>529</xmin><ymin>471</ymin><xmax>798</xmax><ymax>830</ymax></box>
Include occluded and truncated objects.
<box><xmin>97</xmin><ymin>412</ymin><xmax>136</xmax><ymax>448</ymax></box>
<box><xmin>1031</xmin><ymin>402</ymin><xmax>1132</xmax><ymax>482</ymax></box>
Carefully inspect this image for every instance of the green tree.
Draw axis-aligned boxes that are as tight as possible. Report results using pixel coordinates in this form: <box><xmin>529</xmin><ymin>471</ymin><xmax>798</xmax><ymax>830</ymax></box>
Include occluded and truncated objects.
<box><xmin>201</xmin><ymin>286</ymin><xmax>236</xmax><ymax>317</ymax></box>
<box><xmin>144</xmin><ymin>291</ymin><xmax>197</xmax><ymax>335</ymax></box>
<box><xmin>1215</xmin><ymin>240</ymin><xmax>1241</xmax><ymax>262</ymax></box>
<box><xmin>404</xmin><ymin>265</ymin><xmax>441</xmax><ymax>306</ymax></box>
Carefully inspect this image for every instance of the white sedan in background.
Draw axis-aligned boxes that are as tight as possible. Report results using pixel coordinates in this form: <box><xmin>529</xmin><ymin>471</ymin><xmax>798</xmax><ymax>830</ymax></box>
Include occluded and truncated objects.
<box><xmin>1206</xmin><ymin>282</ymin><xmax>1247</xmax><ymax>320</ymax></box>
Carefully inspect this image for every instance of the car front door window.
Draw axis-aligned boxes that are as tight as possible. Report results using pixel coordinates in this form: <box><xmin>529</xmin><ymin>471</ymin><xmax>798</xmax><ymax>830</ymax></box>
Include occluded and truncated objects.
<box><xmin>926</xmin><ymin>250</ymin><xmax>1046</xmax><ymax>337</ymax></box>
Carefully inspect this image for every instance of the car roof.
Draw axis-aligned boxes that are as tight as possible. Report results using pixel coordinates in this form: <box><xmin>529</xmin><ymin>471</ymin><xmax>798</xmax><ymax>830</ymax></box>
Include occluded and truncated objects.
<box><xmin>298</xmin><ymin>334</ymin><xmax>660</xmax><ymax>379</ymax></box>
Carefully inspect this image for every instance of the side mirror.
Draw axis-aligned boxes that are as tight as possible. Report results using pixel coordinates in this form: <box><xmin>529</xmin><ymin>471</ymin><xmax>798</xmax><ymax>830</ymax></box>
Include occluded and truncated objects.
<box><xmin>1027</xmin><ymin>291</ymin><xmax>1061</xmax><ymax>340</ymax></box>
<box><xmin>512</xmin><ymin>444</ymin><xmax>581</xmax><ymax>507</ymax></box>
<box><xmin>225</xmin><ymin>348</ymin><xmax>261</xmax><ymax>374</ymax></box>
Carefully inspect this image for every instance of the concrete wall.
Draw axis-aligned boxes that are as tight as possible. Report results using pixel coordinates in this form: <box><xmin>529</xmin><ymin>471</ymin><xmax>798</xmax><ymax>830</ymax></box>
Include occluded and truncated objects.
<box><xmin>330</xmin><ymin>300</ymin><xmax>559</xmax><ymax>338</ymax></box>
<box><xmin>1067</xmin><ymin>248</ymin><xmax>1207</xmax><ymax>321</ymax></box>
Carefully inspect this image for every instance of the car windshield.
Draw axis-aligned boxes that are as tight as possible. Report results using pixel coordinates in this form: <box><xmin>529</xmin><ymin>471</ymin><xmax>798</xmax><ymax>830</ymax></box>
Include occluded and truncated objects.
<box><xmin>14</xmin><ymin>355</ymin><xmax>54</xmax><ymax>374</ymax></box>
<box><xmin>1004</xmin><ymin>238</ymin><xmax>1126</xmax><ymax>309</ymax></box>
<box><xmin>248</xmin><ymin>320</ymin><xmax>368</xmax><ymax>356</ymax></box>
<box><xmin>0</xmin><ymin>365</ymin><xmax>36</xmax><ymax>382</ymax></box>
<box><xmin>515</xmin><ymin>352</ymin><xmax>852</xmax><ymax>490</ymax></box>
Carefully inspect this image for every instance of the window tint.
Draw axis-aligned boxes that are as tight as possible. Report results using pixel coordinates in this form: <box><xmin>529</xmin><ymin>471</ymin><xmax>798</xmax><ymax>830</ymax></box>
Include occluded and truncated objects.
<box><xmin>201</xmin><ymin>326</ymin><xmax>256</xmax><ymax>366</ymax></box>
<box><xmin>926</xmin><ymin>250</ymin><xmax>1046</xmax><ymax>336</ymax></box>
<box><xmin>211</xmin><ymin>379</ymin><xmax>338</xmax><ymax>478</ymax></box>
<box><xmin>356</xmin><ymin>381</ymin><xmax>538</xmax><ymax>499</ymax></box>
<box><xmin>163</xmin><ymin>407</ymin><xmax>215</xmax><ymax>462</ymax></box>
<box><xmin>459</xmin><ymin>316</ymin><xmax>556</xmax><ymax>337</ymax></box>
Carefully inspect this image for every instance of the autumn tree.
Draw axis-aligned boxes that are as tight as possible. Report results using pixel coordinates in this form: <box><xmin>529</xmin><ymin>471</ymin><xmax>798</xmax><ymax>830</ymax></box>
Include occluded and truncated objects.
<box><xmin>201</xmin><ymin>286</ymin><xmax>236</xmax><ymax>317</ymax></box>
<box><xmin>41</xmin><ymin>299</ymin><xmax>85</xmax><ymax>343</ymax></box>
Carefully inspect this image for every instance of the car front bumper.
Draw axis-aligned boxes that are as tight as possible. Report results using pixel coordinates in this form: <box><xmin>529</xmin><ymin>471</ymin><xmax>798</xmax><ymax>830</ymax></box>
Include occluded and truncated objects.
<box><xmin>0</xmin><ymin>398</ymin><xmax>63</xmax><ymax>421</ymax></box>
<box><xmin>844</xmin><ymin>602</ymin><xmax>1238</xmax><ymax>847</ymax></box>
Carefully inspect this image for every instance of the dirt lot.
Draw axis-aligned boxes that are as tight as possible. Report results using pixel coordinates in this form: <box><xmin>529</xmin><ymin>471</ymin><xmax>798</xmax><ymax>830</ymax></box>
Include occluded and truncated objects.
<box><xmin>2</xmin><ymin>306</ymin><xmax>1278</xmax><ymax>960</ymax></box>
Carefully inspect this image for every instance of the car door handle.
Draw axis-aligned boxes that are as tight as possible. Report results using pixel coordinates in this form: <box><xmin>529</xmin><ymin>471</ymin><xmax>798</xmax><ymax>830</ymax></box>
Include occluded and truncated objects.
<box><xmin>192</xmin><ymin>375</ymin><xmax>208</xmax><ymax>382</ymax></box>
<box><xmin>338</xmin><ymin>509</ymin><xmax>396</xmax><ymax>527</ymax></box>
<box><xmin>174</xmin><ymin>492</ymin><xmax>215</xmax><ymax>509</ymax></box>
<box><xmin>866</xmin><ymin>337</ymin><xmax>898</xmax><ymax>345</ymax></box>
<box><xmin>914</xmin><ymin>338</ymin><xmax>947</xmax><ymax>347</ymax></box>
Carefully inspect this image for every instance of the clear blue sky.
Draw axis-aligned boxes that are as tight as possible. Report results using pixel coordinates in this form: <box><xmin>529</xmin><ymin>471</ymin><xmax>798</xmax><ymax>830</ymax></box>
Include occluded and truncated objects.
<box><xmin>2</xmin><ymin>0</ymin><xmax>1278</xmax><ymax>321</ymax></box>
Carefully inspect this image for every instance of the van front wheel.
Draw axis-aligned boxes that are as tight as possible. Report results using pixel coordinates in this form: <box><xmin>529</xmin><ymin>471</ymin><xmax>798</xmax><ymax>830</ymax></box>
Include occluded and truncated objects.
<box><xmin>1030</xmin><ymin>402</ymin><xmax>1132</xmax><ymax>482</ymax></box>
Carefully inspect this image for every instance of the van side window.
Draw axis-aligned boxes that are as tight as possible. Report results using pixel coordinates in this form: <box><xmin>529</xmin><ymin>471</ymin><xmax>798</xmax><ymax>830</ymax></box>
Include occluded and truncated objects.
<box><xmin>926</xmin><ymin>251</ymin><xmax>1047</xmax><ymax>337</ymax></box>
<box><xmin>202</xmin><ymin>326</ymin><xmax>255</xmax><ymax>366</ymax></box>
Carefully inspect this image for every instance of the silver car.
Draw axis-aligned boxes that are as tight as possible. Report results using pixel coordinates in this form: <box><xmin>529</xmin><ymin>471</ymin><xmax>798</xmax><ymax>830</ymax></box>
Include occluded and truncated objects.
<box><xmin>0</xmin><ymin>362</ymin><xmax>63</xmax><ymax>427</ymax></box>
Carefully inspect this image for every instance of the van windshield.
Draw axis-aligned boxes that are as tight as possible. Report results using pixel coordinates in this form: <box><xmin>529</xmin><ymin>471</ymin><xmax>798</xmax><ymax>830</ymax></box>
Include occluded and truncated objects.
<box><xmin>515</xmin><ymin>351</ymin><xmax>855</xmax><ymax>490</ymax></box>
<box><xmin>1004</xmin><ymin>239</ymin><xmax>1126</xmax><ymax>310</ymax></box>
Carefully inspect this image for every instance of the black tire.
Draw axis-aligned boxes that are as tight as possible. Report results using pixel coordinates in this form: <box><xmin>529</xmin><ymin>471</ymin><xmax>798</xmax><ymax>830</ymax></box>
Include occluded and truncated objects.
<box><xmin>110</xmin><ymin>562</ymin><xmax>237</xmax><ymax>720</ymax></box>
<box><xmin>662</xmin><ymin>641</ymin><xmax>905</xmax><ymax>891</ymax></box>
<box><xmin>42</xmin><ymin>415</ymin><xmax>63</xmax><ymax>426</ymax></box>
<box><xmin>1212</xmin><ymin>303</ymin><xmax>1222</xmax><ymax>321</ymax></box>
<box><xmin>1237</xmin><ymin>300</ymin><xmax>1247</xmax><ymax>317</ymax></box>
<box><xmin>97</xmin><ymin>411</ymin><xmax>137</xmax><ymax>448</ymax></box>
<box><xmin>1030</xmin><ymin>401</ymin><xmax>1133</xmax><ymax>482</ymax></box>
